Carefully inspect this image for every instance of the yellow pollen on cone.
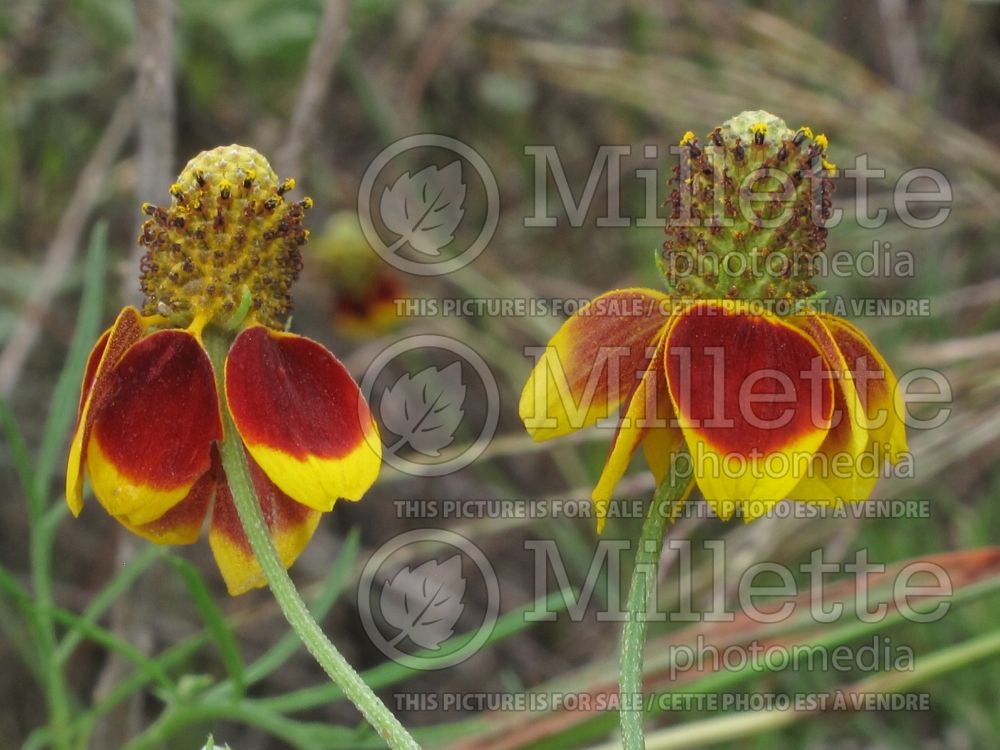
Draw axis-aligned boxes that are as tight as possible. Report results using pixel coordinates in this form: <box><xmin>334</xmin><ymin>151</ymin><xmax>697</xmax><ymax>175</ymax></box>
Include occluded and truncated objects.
<box><xmin>138</xmin><ymin>145</ymin><xmax>312</xmax><ymax>330</ymax></box>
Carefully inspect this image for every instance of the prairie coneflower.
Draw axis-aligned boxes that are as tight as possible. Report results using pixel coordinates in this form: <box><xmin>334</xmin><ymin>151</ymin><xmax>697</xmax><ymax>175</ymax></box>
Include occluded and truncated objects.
<box><xmin>520</xmin><ymin>111</ymin><xmax>907</xmax><ymax>530</ymax></box>
<box><xmin>66</xmin><ymin>146</ymin><xmax>381</xmax><ymax>594</ymax></box>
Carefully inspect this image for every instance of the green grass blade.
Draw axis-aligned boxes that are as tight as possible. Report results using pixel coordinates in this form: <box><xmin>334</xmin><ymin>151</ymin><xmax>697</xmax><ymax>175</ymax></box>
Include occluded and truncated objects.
<box><xmin>255</xmin><ymin>586</ymin><xmax>576</xmax><ymax>714</ymax></box>
<box><xmin>55</xmin><ymin>545</ymin><xmax>165</xmax><ymax>664</ymax></box>
<box><xmin>167</xmin><ymin>555</ymin><xmax>247</xmax><ymax>695</ymax></box>
<box><xmin>123</xmin><ymin>700</ymin><xmax>381</xmax><ymax>750</ymax></box>
<box><xmin>46</xmin><ymin>605</ymin><xmax>176</xmax><ymax>693</ymax></box>
<box><xmin>495</xmin><ymin>570</ymin><xmax>1000</xmax><ymax>749</ymax></box>
<box><xmin>0</xmin><ymin>563</ymin><xmax>42</xmax><ymax>651</ymax></box>
<box><xmin>21</xmin><ymin>727</ymin><xmax>54</xmax><ymax>750</ymax></box>
<box><xmin>0</xmin><ymin>400</ymin><xmax>41</xmax><ymax>519</ymax></box>
<box><xmin>34</xmin><ymin>219</ymin><xmax>107</xmax><ymax>501</ymax></box>
<box><xmin>623</xmin><ymin>628</ymin><xmax>1000</xmax><ymax>750</ymax></box>
<box><xmin>0</xmin><ymin>587</ymin><xmax>43</xmax><ymax>680</ymax></box>
<box><xmin>72</xmin><ymin>636</ymin><xmax>209</xmax><ymax>740</ymax></box>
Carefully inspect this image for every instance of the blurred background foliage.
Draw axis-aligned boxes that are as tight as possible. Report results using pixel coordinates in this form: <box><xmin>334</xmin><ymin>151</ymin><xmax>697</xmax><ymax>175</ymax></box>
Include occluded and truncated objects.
<box><xmin>2</xmin><ymin>0</ymin><xmax>1000</xmax><ymax>748</ymax></box>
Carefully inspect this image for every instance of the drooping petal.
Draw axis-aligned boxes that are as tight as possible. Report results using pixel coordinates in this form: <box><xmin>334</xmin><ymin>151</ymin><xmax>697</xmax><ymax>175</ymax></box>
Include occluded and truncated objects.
<box><xmin>787</xmin><ymin>314</ymin><xmax>871</xmax><ymax>504</ymax></box>
<box><xmin>591</xmin><ymin>323</ymin><xmax>684</xmax><ymax>533</ymax></box>
<box><xmin>824</xmin><ymin>315</ymin><xmax>908</xmax><ymax>477</ymax></box>
<box><xmin>225</xmin><ymin>327</ymin><xmax>381</xmax><ymax>513</ymax></box>
<box><xmin>120</xmin><ymin>462</ymin><xmax>217</xmax><ymax>545</ymax></box>
<box><xmin>67</xmin><ymin>332</ymin><xmax>111</xmax><ymax>518</ymax></box>
<box><xmin>664</xmin><ymin>301</ymin><xmax>834</xmax><ymax>521</ymax></box>
<box><xmin>642</xmin><ymin>422</ymin><xmax>685</xmax><ymax>490</ymax></box>
<box><xmin>86</xmin><ymin>329</ymin><xmax>223</xmax><ymax>526</ymax></box>
<box><xmin>66</xmin><ymin>307</ymin><xmax>145</xmax><ymax>516</ymax></box>
<box><xmin>77</xmin><ymin>331</ymin><xmax>111</xmax><ymax>418</ymax></box>
<box><xmin>823</xmin><ymin>315</ymin><xmax>907</xmax><ymax>455</ymax></box>
<box><xmin>520</xmin><ymin>288</ymin><xmax>673</xmax><ymax>441</ymax></box>
<box><xmin>209</xmin><ymin>450</ymin><xmax>322</xmax><ymax>596</ymax></box>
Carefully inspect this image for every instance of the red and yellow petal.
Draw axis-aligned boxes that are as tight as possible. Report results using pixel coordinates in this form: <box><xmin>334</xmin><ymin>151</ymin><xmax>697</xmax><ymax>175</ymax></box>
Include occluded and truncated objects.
<box><xmin>86</xmin><ymin>329</ymin><xmax>223</xmax><ymax>526</ymax></box>
<box><xmin>823</xmin><ymin>315</ymin><xmax>908</xmax><ymax>462</ymax></box>
<box><xmin>77</xmin><ymin>330</ymin><xmax>111</xmax><ymax>419</ymax></box>
<box><xmin>209</xmin><ymin>450</ymin><xmax>322</xmax><ymax>596</ymax></box>
<box><xmin>591</xmin><ymin>322</ymin><xmax>684</xmax><ymax>533</ymax></box>
<box><xmin>664</xmin><ymin>301</ymin><xmax>834</xmax><ymax>521</ymax></box>
<box><xmin>66</xmin><ymin>307</ymin><xmax>145</xmax><ymax>516</ymax></box>
<box><xmin>519</xmin><ymin>288</ymin><xmax>673</xmax><ymax>441</ymax></box>
<box><xmin>120</xmin><ymin>463</ymin><xmax>217</xmax><ymax>545</ymax></box>
<box><xmin>224</xmin><ymin>326</ymin><xmax>381</xmax><ymax>513</ymax></box>
<box><xmin>787</xmin><ymin>313</ymin><xmax>871</xmax><ymax>504</ymax></box>
<box><xmin>788</xmin><ymin>314</ymin><xmax>907</xmax><ymax>505</ymax></box>
<box><xmin>642</xmin><ymin>421</ymin><xmax>684</xmax><ymax>490</ymax></box>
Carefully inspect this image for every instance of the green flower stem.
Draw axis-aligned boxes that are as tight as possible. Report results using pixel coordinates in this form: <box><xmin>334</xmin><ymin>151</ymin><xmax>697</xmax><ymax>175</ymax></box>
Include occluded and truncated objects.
<box><xmin>206</xmin><ymin>331</ymin><xmax>420</xmax><ymax>750</ymax></box>
<box><xmin>619</xmin><ymin>446</ymin><xmax>692</xmax><ymax>750</ymax></box>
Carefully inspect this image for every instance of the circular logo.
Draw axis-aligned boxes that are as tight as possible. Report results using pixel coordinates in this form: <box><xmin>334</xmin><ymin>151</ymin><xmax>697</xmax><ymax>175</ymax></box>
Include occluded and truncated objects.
<box><xmin>357</xmin><ymin>134</ymin><xmax>500</xmax><ymax>276</ymax></box>
<box><xmin>358</xmin><ymin>529</ymin><xmax>500</xmax><ymax>670</ymax></box>
<box><xmin>359</xmin><ymin>334</ymin><xmax>500</xmax><ymax>477</ymax></box>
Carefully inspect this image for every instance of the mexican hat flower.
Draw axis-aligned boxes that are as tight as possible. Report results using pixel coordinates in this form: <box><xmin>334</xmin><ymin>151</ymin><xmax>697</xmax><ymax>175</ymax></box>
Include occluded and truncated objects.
<box><xmin>520</xmin><ymin>111</ymin><xmax>908</xmax><ymax>531</ymax></box>
<box><xmin>66</xmin><ymin>146</ymin><xmax>382</xmax><ymax>595</ymax></box>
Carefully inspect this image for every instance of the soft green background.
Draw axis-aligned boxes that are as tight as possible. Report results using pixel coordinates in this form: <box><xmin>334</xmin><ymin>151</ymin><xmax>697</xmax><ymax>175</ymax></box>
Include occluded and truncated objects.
<box><xmin>1</xmin><ymin>0</ymin><xmax>999</xmax><ymax>748</ymax></box>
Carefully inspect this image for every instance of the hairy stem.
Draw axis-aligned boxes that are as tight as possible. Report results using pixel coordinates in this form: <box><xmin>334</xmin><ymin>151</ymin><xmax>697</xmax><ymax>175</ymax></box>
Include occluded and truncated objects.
<box><xmin>619</xmin><ymin>446</ymin><xmax>692</xmax><ymax>750</ymax></box>
<box><xmin>206</xmin><ymin>331</ymin><xmax>421</xmax><ymax>750</ymax></box>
